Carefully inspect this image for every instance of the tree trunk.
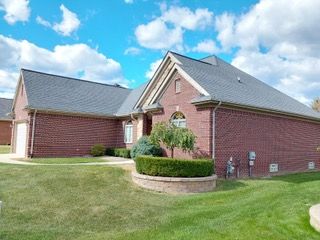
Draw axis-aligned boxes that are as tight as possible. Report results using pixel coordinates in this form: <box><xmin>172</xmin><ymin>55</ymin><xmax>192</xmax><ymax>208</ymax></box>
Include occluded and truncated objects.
<box><xmin>171</xmin><ymin>148</ymin><xmax>174</xmax><ymax>158</ymax></box>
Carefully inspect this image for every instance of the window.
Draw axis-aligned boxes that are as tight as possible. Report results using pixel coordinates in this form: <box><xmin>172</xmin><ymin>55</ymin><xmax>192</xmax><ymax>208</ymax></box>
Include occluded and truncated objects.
<box><xmin>175</xmin><ymin>79</ymin><xmax>181</xmax><ymax>93</ymax></box>
<box><xmin>171</xmin><ymin>112</ymin><xmax>186</xmax><ymax>128</ymax></box>
<box><xmin>124</xmin><ymin>121</ymin><xmax>133</xmax><ymax>143</ymax></box>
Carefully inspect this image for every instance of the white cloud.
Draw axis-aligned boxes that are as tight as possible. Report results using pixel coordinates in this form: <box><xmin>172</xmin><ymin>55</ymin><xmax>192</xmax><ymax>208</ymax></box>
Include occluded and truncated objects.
<box><xmin>0</xmin><ymin>35</ymin><xmax>128</xmax><ymax>97</ymax></box>
<box><xmin>135</xmin><ymin>6</ymin><xmax>213</xmax><ymax>50</ymax></box>
<box><xmin>53</xmin><ymin>4</ymin><xmax>80</xmax><ymax>36</ymax></box>
<box><xmin>36</xmin><ymin>16</ymin><xmax>51</xmax><ymax>27</ymax></box>
<box><xmin>145</xmin><ymin>59</ymin><xmax>162</xmax><ymax>79</ymax></box>
<box><xmin>215</xmin><ymin>13</ymin><xmax>236</xmax><ymax>51</ymax></box>
<box><xmin>124</xmin><ymin>47</ymin><xmax>141</xmax><ymax>56</ymax></box>
<box><xmin>124</xmin><ymin>0</ymin><xmax>133</xmax><ymax>4</ymax></box>
<box><xmin>215</xmin><ymin>0</ymin><xmax>320</xmax><ymax>104</ymax></box>
<box><xmin>37</xmin><ymin>4</ymin><xmax>80</xmax><ymax>36</ymax></box>
<box><xmin>192</xmin><ymin>39</ymin><xmax>220</xmax><ymax>54</ymax></box>
<box><xmin>161</xmin><ymin>6</ymin><xmax>213</xmax><ymax>30</ymax></box>
<box><xmin>135</xmin><ymin>18</ymin><xmax>183</xmax><ymax>50</ymax></box>
<box><xmin>0</xmin><ymin>0</ymin><xmax>30</xmax><ymax>24</ymax></box>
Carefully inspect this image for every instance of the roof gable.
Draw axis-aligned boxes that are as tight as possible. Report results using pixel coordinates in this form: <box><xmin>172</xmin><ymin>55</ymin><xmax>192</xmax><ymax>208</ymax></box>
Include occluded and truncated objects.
<box><xmin>134</xmin><ymin>52</ymin><xmax>209</xmax><ymax>109</ymax></box>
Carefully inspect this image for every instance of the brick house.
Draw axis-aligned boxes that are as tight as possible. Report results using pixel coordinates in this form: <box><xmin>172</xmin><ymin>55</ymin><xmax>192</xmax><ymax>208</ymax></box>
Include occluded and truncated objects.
<box><xmin>11</xmin><ymin>52</ymin><xmax>320</xmax><ymax>177</ymax></box>
<box><xmin>0</xmin><ymin>98</ymin><xmax>12</xmax><ymax>145</ymax></box>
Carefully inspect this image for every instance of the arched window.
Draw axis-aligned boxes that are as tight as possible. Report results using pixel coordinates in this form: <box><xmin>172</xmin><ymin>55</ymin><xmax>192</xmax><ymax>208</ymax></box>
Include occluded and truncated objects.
<box><xmin>171</xmin><ymin>112</ymin><xmax>186</xmax><ymax>128</ymax></box>
<box><xmin>124</xmin><ymin>120</ymin><xmax>133</xmax><ymax>143</ymax></box>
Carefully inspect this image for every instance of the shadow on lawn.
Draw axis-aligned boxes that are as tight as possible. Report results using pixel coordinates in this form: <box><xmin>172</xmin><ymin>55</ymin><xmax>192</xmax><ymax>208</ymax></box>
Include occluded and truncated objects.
<box><xmin>267</xmin><ymin>171</ymin><xmax>320</xmax><ymax>184</ymax></box>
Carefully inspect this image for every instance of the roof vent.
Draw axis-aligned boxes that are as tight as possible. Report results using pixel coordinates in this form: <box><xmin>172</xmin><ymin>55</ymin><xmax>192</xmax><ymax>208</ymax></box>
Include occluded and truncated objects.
<box><xmin>237</xmin><ymin>76</ymin><xmax>242</xmax><ymax>83</ymax></box>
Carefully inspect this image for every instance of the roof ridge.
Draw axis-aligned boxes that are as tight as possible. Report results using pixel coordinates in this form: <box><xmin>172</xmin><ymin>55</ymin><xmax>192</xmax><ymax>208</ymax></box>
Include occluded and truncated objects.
<box><xmin>21</xmin><ymin>68</ymin><xmax>131</xmax><ymax>90</ymax></box>
<box><xmin>169</xmin><ymin>51</ymin><xmax>212</xmax><ymax>65</ymax></box>
<box><xmin>199</xmin><ymin>55</ymin><xmax>216</xmax><ymax>60</ymax></box>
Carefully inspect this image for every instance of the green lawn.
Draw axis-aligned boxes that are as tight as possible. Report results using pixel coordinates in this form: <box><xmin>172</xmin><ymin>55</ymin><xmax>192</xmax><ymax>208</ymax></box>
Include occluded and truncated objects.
<box><xmin>31</xmin><ymin>157</ymin><xmax>106</xmax><ymax>164</ymax></box>
<box><xmin>0</xmin><ymin>164</ymin><xmax>319</xmax><ymax>240</ymax></box>
<box><xmin>0</xmin><ymin>145</ymin><xmax>10</xmax><ymax>154</ymax></box>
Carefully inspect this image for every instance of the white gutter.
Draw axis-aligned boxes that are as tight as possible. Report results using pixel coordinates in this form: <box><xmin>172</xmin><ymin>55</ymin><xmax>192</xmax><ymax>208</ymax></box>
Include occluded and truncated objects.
<box><xmin>30</xmin><ymin>109</ymin><xmax>37</xmax><ymax>157</ymax></box>
<box><xmin>212</xmin><ymin>101</ymin><xmax>222</xmax><ymax>159</ymax></box>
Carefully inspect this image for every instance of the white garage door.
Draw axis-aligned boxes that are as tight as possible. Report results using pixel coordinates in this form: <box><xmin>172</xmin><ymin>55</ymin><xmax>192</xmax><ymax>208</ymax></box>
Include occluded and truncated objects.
<box><xmin>15</xmin><ymin>123</ymin><xmax>27</xmax><ymax>156</ymax></box>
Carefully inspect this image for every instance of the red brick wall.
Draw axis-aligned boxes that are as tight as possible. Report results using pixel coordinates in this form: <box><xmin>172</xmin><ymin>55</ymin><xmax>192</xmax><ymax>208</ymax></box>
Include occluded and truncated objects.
<box><xmin>0</xmin><ymin>121</ymin><xmax>12</xmax><ymax>145</ymax></box>
<box><xmin>31</xmin><ymin>113</ymin><xmax>126</xmax><ymax>157</ymax></box>
<box><xmin>215</xmin><ymin>107</ymin><xmax>320</xmax><ymax>177</ymax></box>
<box><xmin>12</xmin><ymin>80</ymin><xmax>30</xmax><ymax>152</ymax></box>
<box><xmin>13</xmin><ymin>81</ymin><xmax>29</xmax><ymax>121</ymax></box>
<box><xmin>152</xmin><ymin>73</ymin><xmax>213</xmax><ymax>158</ymax></box>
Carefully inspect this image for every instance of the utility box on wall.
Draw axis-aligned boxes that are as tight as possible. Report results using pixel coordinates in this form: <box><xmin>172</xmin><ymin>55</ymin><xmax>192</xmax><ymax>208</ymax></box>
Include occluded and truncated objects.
<box><xmin>248</xmin><ymin>151</ymin><xmax>256</xmax><ymax>160</ymax></box>
<box><xmin>269</xmin><ymin>163</ymin><xmax>279</xmax><ymax>173</ymax></box>
<box><xmin>308</xmin><ymin>162</ymin><xmax>315</xmax><ymax>170</ymax></box>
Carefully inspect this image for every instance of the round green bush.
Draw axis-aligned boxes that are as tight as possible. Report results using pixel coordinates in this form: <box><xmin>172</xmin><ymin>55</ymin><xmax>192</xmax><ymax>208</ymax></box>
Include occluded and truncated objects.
<box><xmin>130</xmin><ymin>136</ymin><xmax>162</xmax><ymax>160</ymax></box>
<box><xmin>135</xmin><ymin>155</ymin><xmax>214</xmax><ymax>177</ymax></box>
<box><xmin>90</xmin><ymin>144</ymin><xmax>106</xmax><ymax>157</ymax></box>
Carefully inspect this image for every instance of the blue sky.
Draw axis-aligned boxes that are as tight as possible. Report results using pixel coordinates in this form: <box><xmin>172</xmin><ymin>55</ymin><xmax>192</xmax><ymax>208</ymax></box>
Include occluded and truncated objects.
<box><xmin>0</xmin><ymin>0</ymin><xmax>319</xmax><ymax>105</ymax></box>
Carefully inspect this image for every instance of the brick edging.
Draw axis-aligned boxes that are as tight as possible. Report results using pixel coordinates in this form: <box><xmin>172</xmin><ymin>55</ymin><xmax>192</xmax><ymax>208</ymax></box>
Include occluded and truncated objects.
<box><xmin>132</xmin><ymin>171</ymin><xmax>217</xmax><ymax>193</ymax></box>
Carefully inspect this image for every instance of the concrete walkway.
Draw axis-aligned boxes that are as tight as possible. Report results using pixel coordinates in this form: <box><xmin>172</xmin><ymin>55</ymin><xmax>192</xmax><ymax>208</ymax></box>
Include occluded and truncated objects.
<box><xmin>310</xmin><ymin>204</ymin><xmax>320</xmax><ymax>232</ymax></box>
<box><xmin>0</xmin><ymin>154</ymin><xmax>134</xmax><ymax>166</ymax></box>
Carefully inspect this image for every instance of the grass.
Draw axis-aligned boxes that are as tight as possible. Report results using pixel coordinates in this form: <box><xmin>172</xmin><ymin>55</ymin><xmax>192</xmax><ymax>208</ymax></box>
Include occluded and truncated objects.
<box><xmin>0</xmin><ymin>145</ymin><xmax>10</xmax><ymax>154</ymax></box>
<box><xmin>0</xmin><ymin>164</ymin><xmax>319</xmax><ymax>240</ymax></box>
<box><xmin>31</xmin><ymin>157</ymin><xmax>106</xmax><ymax>164</ymax></box>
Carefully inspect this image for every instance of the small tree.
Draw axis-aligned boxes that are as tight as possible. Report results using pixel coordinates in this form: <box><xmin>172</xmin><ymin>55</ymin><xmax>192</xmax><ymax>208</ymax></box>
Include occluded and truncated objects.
<box><xmin>150</xmin><ymin>121</ymin><xmax>196</xmax><ymax>158</ymax></box>
<box><xmin>311</xmin><ymin>97</ymin><xmax>320</xmax><ymax>112</ymax></box>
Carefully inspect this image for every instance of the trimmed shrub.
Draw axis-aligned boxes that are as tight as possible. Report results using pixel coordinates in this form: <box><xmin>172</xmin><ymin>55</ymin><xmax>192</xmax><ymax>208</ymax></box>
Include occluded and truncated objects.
<box><xmin>105</xmin><ymin>148</ymin><xmax>115</xmax><ymax>156</ymax></box>
<box><xmin>90</xmin><ymin>144</ymin><xmax>106</xmax><ymax>157</ymax></box>
<box><xmin>130</xmin><ymin>136</ymin><xmax>162</xmax><ymax>160</ymax></box>
<box><xmin>135</xmin><ymin>155</ymin><xmax>214</xmax><ymax>177</ymax></box>
<box><xmin>106</xmin><ymin>148</ymin><xmax>131</xmax><ymax>158</ymax></box>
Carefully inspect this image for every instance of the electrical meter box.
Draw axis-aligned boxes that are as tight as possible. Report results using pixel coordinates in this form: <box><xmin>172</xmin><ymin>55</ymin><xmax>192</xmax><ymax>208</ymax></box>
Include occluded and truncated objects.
<box><xmin>248</xmin><ymin>151</ymin><xmax>256</xmax><ymax>161</ymax></box>
<box><xmin>308</xmin><ymin>162</ymin><xmax>315</xmax><ymax>170</ymax></box>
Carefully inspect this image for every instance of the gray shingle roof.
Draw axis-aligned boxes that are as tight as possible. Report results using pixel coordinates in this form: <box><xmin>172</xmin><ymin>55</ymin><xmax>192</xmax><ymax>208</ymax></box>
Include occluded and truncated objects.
<box><xmin>116</xmin><ymin>82</ymin><xmax>148</xmax><ymax>116</ymax></box>
<box><xmin>0</xmin><ymin>98</ymin><xmax>12</xmax><ymax>120</ymax></box>
<box><xmin>171</xmin><ymin>52</ymin><xmax>320</xmax><ymax>120</ymax></box>
<box><xmin>18</xmin><ymin>51</ymin><xmax>320</xmax><ymax>120</ymax></box>
<box><xmin>22</xmin><ymin>69</ymin><xmax>131</xmax><ymax>116</ymax></box>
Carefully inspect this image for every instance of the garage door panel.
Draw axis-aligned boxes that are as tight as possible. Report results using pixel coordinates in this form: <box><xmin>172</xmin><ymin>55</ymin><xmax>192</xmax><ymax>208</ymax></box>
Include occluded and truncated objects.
<box><xmin>15</xmin><ymin>123</ymin><xmax>27</xmax><ymax>156</ymax></box>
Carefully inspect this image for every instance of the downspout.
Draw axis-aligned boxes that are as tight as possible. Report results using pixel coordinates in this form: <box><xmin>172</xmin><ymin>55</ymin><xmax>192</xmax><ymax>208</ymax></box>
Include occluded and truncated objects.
<box><xmin>212</xmin><ymin>101</ymin><xmax>222</xmax><ymax>159</ymax></box>
<box><xmin>30</xmin><ymin>109</ymin><xmax>37</xmax><ymax>157</ymax></box>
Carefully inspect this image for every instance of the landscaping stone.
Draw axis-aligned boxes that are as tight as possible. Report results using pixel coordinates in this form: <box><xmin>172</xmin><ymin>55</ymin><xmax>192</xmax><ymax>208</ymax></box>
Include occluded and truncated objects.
<box><xmin>132</xmin><ymin>171</ymin><xmax>217</xmax><ymax>194</ymax></box>
<box><xmin>310</xmin><ymin>204</ymin><xmax>320</xmax><ymax>232</ymax></box>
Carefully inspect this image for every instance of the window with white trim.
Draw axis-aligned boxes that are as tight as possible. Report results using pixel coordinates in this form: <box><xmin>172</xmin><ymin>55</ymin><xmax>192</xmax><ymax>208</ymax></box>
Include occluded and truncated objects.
<box><xmin>124</xmin><ymin>121</ymin><xmax>133</xmax><ymax>143</ymax></box>
<box><xmin>171</xmin><ymin>112</ymin><xmax>186</xmax><ymax>128</ymax></box>
<box><xmin>175</xmin><ymin>79</ymin><xmax>181</xmax><ymax>93</ymax></box>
